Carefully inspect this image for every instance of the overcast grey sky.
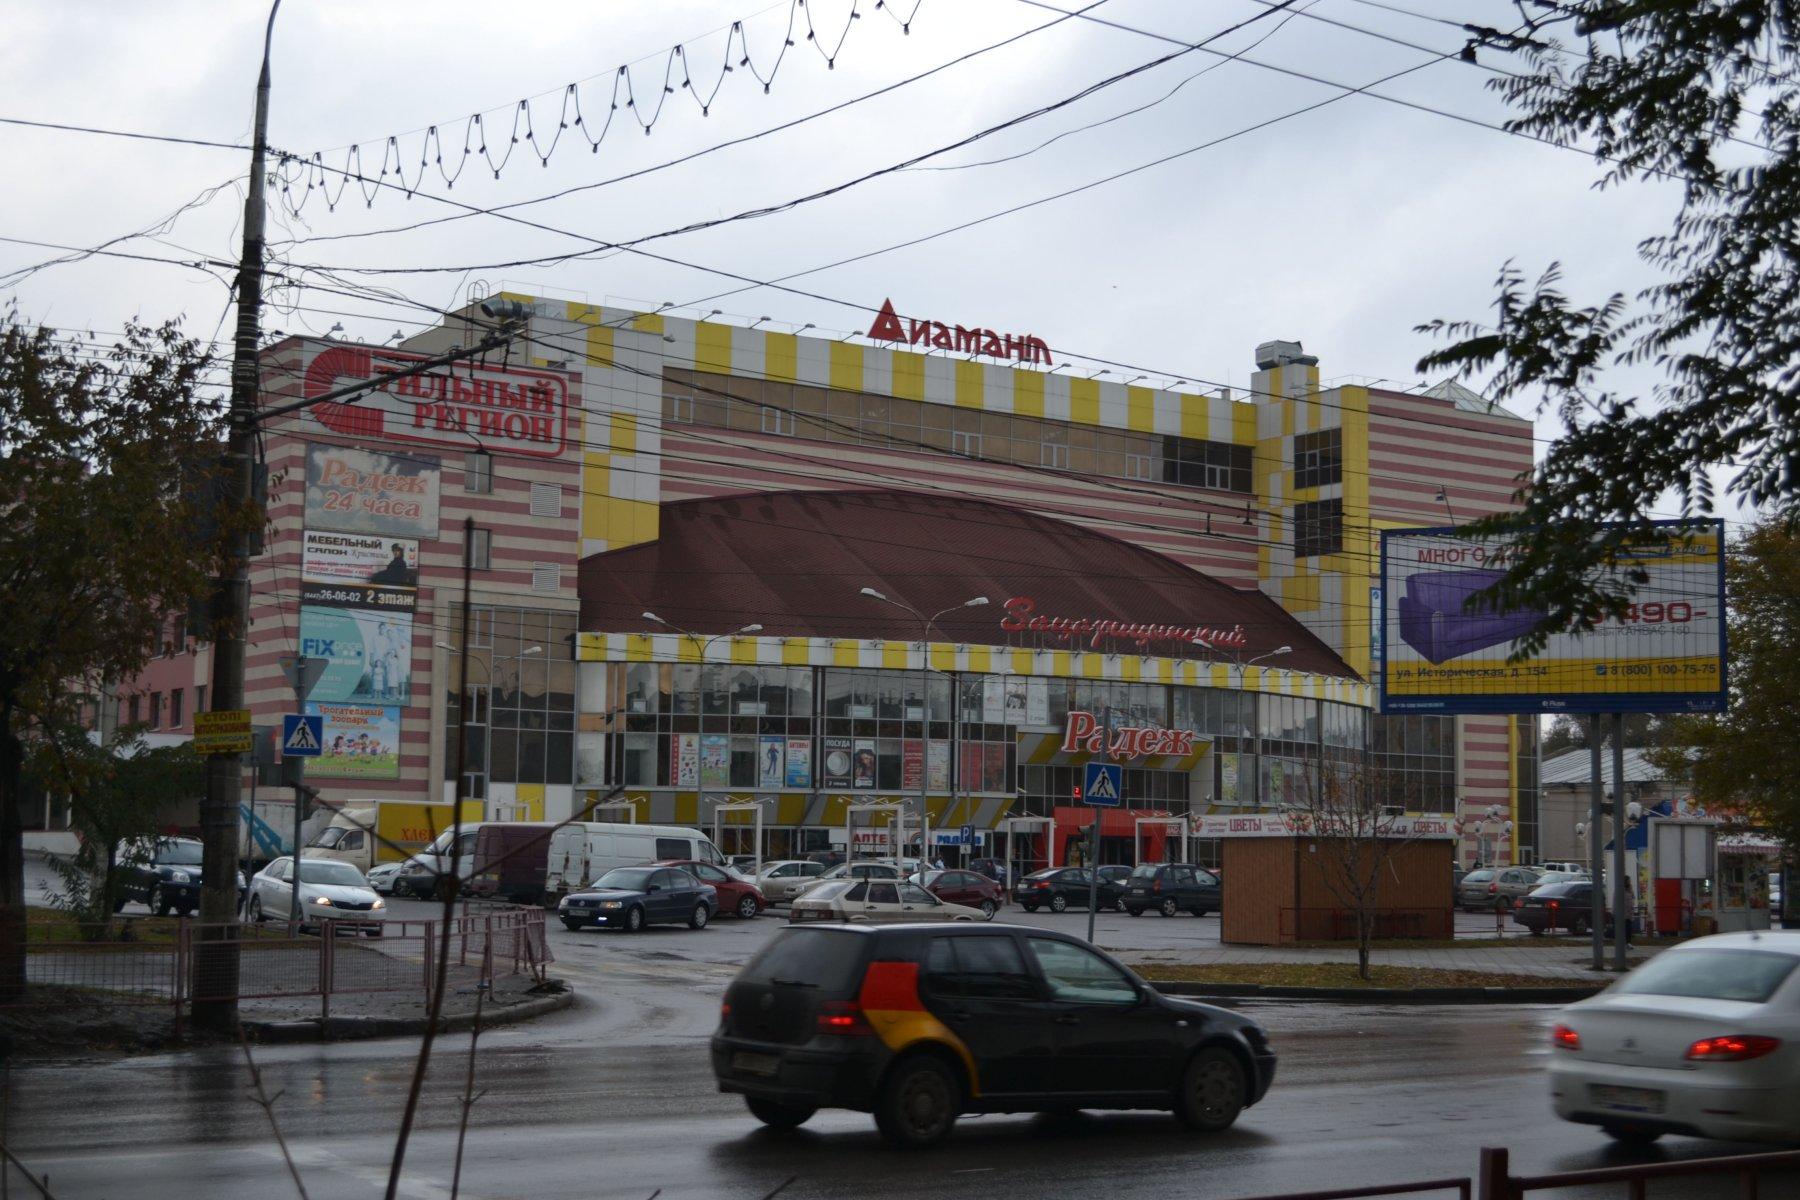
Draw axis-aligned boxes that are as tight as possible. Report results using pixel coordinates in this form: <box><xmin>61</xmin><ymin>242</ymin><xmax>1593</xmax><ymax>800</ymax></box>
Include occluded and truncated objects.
<box><xmin>1</xmin><ymin>0</ymin><xmax>1712</xmax><ymax>499</ymax></box>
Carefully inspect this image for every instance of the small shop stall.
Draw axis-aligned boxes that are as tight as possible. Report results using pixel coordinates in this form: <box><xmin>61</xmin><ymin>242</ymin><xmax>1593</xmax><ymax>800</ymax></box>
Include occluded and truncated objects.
<box><xmin>1649</xmin><ymin>816</ymin><xmax>1717</xmax><ymax>935</ymax></box>
<box><xmin>1199</xmin><ymin>813</ymin><xmax>1456</xmax><ymax>945</ymax></box>
<box><xmin>1714</xmin><ymin>834</ymin><xmax>1782</xmax><ymax>932</ymax></box>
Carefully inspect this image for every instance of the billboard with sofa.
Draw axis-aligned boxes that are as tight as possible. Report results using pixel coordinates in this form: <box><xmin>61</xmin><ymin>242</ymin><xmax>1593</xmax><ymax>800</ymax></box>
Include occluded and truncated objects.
<box><xmin>1379</xmin><ymin>519</ymin><xmax>1726</xmax><ymax>715</ymax></box>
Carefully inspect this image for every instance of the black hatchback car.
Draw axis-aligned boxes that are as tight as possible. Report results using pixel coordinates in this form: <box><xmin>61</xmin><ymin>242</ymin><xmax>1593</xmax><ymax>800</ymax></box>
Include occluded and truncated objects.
<box><xmin>1123</xmin><ymin>863</ymin><xmax>1222</xmax><ymax>918</ymax></box>
<box><xmin>713</xmin><ymin>923</ymin><xmax>1276</xmax><ymax>1148</ymax></box>
<box><xmin>1012</xmin><ymin>867</ymin><xmax>1124</xmax><ymax>913</ymax></box>
<box><xmin>1512</xmin><ymin>881</ymin><xmax>1618</xmax><ymax>936</ymax></box>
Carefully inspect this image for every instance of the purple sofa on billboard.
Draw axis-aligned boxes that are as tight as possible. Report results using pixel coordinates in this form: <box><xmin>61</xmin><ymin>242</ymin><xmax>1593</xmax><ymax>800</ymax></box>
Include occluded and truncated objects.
<box><xmin>1397</xmin><ymin>568</ymin><xmax>1545</xmax><ymax>664</ymax></box>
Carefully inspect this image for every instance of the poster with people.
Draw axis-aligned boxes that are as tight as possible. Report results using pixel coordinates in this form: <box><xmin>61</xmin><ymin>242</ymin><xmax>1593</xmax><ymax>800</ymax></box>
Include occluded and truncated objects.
<box><xmin>822</xmin><ymin>737</ymin><xmax>852</xmax><ymax>788</ymax></box>
<box><xmin>784</xmin><ymin>738</ymin><xmax>811</xmax><ymax>788</ymax></box>
<box><xmin>299</xmin><ymin>606</ymin><xmax>414</xmax><ymax>705</ymax></box>
<box><xmin>306</xmin><ymin>702</ymin><xmax>401</xmax><ymax>779</ymax></box>
<box><xmin>759</xmin><ymin>736</ymin><xmax>785</xmax><ymax>788</ymax></box>
<box><xmin>852</xmin><ymin>739</ymin><xmax>877</xmax><ymax>789</ymax></box>
<box><xmin>300</xmin><ymin>530</ymin><xmax>417</xmax><ymax>613</ymax></box>
<box><xmin>1004</xmin><ymin>677</ymin><xmax>1027</xmax><ymax>725</ymax></box>
<box><xmin>700</xmin><ymin>734</ymin><xmax>729</xmax><ymax>789</ymax></box>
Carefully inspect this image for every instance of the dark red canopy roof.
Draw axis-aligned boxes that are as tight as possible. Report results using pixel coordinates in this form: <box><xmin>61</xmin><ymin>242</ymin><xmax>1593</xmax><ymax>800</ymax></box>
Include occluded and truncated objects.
<box><xmin>577</xmin><ymin>489</ymin><xmax>1354</xmax><ymax>679</ymax></box>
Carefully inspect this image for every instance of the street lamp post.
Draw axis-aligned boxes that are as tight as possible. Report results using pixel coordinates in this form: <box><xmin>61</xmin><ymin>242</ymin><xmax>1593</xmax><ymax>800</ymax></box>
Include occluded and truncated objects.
<box><xmin>643</xmin><ymin>614</ymin><xmax>763</xmax><ymax>851</ymax></box>
<box><xmin>859</xmin><ymin>589</ymin><xmax>988</xmax><ymax>865</ymax></box>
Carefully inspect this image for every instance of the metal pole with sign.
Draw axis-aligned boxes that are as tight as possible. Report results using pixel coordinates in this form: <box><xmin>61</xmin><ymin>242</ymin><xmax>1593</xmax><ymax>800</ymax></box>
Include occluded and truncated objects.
<box><xmin>1612</xmin><ymin>714</ymin><xmax>1630</xmax><ymax>972</ymax></box>
<box><xmin>1085</xmin><ymin>708</ymin><xmax>1123</xmax><ymax>945</ymax></box>
<box><xmin>1588</xmin><ymin>716</ymin><xmax>1606</xmax><ymax>971</ymax></box>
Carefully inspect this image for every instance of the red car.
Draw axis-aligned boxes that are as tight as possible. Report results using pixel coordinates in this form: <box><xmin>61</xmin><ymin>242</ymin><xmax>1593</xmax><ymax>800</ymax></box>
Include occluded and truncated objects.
<box><xmin>913</xmin><ymin>868</ymin><xmax>1003</xmax><ymax>919</ymax></box>
<box><xmin>658</xmin><ymin>860</ymin><xmax>766</xmax><ymax>919</ymax></box>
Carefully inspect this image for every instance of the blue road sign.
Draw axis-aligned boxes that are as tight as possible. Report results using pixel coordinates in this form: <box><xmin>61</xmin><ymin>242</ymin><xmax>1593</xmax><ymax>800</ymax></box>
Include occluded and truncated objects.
<box><xmin>281</xmin><ymin>713</ymin><xmax>324</xmax><ymax>757</ymax></box>
<box><xmin>960</xmin><ymin>824</ymin><xmax>974</xmax><ymax>845</ymax></box>
<box><xmin>1083</xmin><ymin>761</ymin><xmax>1122</xmax><ymax>807</ymax></box>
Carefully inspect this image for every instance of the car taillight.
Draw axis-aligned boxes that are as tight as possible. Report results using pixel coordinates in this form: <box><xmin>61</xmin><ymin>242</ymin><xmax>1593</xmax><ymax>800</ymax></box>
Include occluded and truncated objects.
<box><xmin>1686</xmin><ymin>1035</ymin><xmax>1781</xmax><ymax>1062</ymax></box>
<box><xmin>1488</xmin><ymin>882</ymin><xmax>1498</xmax><ymax>894</ymax></box>
<box><xmin>1548</xmin><ymin>900</ymin><xmax>1559</xmax><ymax>911</ymax></box>
<box><xmin>1034</xmin><ymin>881</ymin><xmax>1050</xmax><ymax>890</ymax></box>
<box><xmin>719</xmin><ymin>1002</ymin><xmax>731</xmax><ymax>1021</ymax></box>
<box><xmin>1153</xmin><ymin>879</ymin><xmax>1162</xmax><ymax>893</ymax></box>
<box><xmin>815</xmin><ymin>1000</ymin><xmax>873</xmax><ymax>1036</ymax></box>
<box><xmin>1552</xmin><ymin>1024</ymin><xmax>1580</xmax><ymax>1050</ymax></box>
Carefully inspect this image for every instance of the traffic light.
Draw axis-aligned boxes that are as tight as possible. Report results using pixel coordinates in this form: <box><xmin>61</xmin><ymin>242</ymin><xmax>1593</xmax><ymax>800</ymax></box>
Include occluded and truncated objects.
<box><xmin>1072</xmin><ymin>782</ymin><xmax>1083</xmax><ymax>802</ymax></box>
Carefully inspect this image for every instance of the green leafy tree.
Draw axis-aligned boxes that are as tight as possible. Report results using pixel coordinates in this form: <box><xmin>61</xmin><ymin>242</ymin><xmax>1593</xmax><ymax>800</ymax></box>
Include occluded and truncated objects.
<box><xmin>1651</xmin><ymin>522</ymin><xmax>1800</xmax><ymax>846</ymax></box>
<box><xmin>30</xmin><ymin>722</ymin><xmax>204</xmax><ymax>940</ymax></box>
<box><xmin>1418</xmin><ymin>4</ymin><xmax>1800</xmax><ymax>650</ymax></box>
<box><xmin>0</xmin><ymin>312</ymin><xmax>245</xmax><ymax>997</ymax></box>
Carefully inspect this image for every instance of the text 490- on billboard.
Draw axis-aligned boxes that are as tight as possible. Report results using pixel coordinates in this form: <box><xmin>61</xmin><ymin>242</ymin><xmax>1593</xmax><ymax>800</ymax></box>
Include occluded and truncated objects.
<box><xmin>1378</xmin><ymin>519</ymin><xmax>1726</xmax><ymax>715</ymax></box>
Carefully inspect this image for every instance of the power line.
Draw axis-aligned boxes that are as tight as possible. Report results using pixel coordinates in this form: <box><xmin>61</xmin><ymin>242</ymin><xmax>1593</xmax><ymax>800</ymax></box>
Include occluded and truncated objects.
<box><xmin>0</xmin><ymin>113</ymin><xmax>250</xmax><ymax>151</ymax></box>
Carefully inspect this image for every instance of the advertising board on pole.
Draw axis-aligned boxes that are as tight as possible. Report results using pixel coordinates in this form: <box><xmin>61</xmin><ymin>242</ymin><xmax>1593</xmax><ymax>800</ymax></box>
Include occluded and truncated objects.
<box><xmin>305</xmin><ymin>702</ymin><xmax>400</xmax><ymax>779</ymax></box>
<box><xmin>1378</xmin><ymin>519</ymin><xmax>1727</xmax><ymax>715</ymax></box>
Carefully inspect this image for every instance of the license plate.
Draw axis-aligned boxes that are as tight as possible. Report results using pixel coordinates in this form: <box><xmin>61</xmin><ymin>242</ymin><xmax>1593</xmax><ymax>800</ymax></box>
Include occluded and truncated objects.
<box><xmin>1591</xmin><ymin>1085</ymin><xmax>1665</xmax><ymax>1114</ymax></box>
<box><xmin>1130</xmin><ymin>887</ymin><xmax>1147</xmax><ymax>895</ymax></box>
<box><xmin>732</xmin><ymin>1051</ymin><xmax>780</xmax><ymax>1077</ymax></box>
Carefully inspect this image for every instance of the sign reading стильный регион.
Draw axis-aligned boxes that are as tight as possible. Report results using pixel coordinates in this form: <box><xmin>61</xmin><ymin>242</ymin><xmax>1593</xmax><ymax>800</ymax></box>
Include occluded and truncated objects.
<box><xmin>1378</xmin><ymin>519</ymin><xmax>1727</xmax><ymax>716</ymax></box>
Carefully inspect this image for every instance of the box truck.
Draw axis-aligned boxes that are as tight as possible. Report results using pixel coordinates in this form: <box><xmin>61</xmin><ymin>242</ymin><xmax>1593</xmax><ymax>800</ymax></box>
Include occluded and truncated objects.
<box><xmin>304</xmin><ymin>799</ymin><xmax>483</xmax><ymax>875</ymax></box>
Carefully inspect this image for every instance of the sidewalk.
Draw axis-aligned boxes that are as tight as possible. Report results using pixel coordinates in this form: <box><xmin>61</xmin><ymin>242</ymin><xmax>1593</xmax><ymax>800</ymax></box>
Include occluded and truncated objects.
<box><xmin>1118</xmin><ymin>941</ymin><xmax>1653</xmax><ymax>980</ymax></box>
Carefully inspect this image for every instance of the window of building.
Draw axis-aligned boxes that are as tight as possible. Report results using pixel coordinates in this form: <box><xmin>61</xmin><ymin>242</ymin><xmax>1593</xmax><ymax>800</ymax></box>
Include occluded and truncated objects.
<box><xmin>1369</xmin><ymin>714</ymin><xmax>1457</xmax><ymax>814</ymax></box>
<box><xmin>1161</xmin><ymin>437</ymin><xmax>1252</xmax><ymax>492</ymax></box>
<box><xmin>760</xmin><ymin>406</ymin><xmax>794</xmax><ymax>436</ymax></box>
<box><xmin>1040</xmin><ymin>442</ymin><xmax>1069</xmax><ymax>470</ymax></box>
<box><xmin>195</xmin><ymin>685</ymin><xmax>207</xmax><ymax>715</ymax></box>
<box><xmin>148</xmin><ymin>693</ymin><xmax>162</xmax><ymax>729</ymax></box>
<box><xmin>469</xmin><ymin>527</ymin><xmax>492</xmax><ymax>571</ymax></box>
<box><xmin>1293</xmin><ymin>428</ymin><xmax>1343</xmax><ymax>490</ymax></box>
<box><xmin>450</xmin><ymin>607</ymin><xmax>579</xmax><ymax>793</ymax></box>
<box><xmin>1515</xmin><ymin>716</ymin><xmax>1540</xmax><ymax>863</ymax></box>
<box><xmin>668</xmin><ymin>395</ymin><xmax>695</xmax><ymax>424</ymax></box>
<box><xmin>465</xmin><ymin>451</ymin><xmax>493</xmax><ymax>494</ymax></box>
<box><xmin>951</xmin><ymin>430</ymin><xmax>981</xmax><ymax>458</ymax></box>
<box><xmin>1125</xmin><ymin>452</ymin><xmax>1156</xmax><ymax>481</ymax></box>
<box><xmin>1293</xmin><ymin>498</ymin><xmax>1343</xmax><ymax>558</ymax></box>
<box><xmin>170</xmin><ymin>688</ymin><xmax>184</xmax><ymax>728</ymax></box>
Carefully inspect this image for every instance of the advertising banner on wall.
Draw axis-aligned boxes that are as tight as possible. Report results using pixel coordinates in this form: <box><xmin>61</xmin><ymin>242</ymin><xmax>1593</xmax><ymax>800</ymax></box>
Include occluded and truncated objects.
<box><xmin>1218</xmin><ymin>752</ymin><xmax>1241</xmax><ymax>806</ymax></box>
<box><xmin>674</xmin><ymin>733</ymin><xmax>699</xmax><ymax>788</ymax></box>
<box><xmin>982</xmin><ymin>744</ymin><xmax>1008</xmax><ymax>793</ymax></box>
<box><xmin>1379</xmin><ymin>519</ymin><xmax>1727</xmax><ymax>715</ymax></box>
<box><xmin>300</xmin><ymin>530</ymin><xmax>417</xmax><ymax>612</ymax></box>
<box><xmin>927</xmin><ymin>742</ymin><xmax>950</xmax><ymax>792</ymax></box>
<box><xmin>305</xmin><ymin>702</ymin><xmax>401</xmax><ymax>779</ymax></box>
<box><xmin>1003</xmin><ymin>678</ymin><xmax>1026</xmax><ymax>725</ymax></box>
<box><xmin>1025</xmin><ymin>677</ymin><xmax>1049</xmax><ymax>727</ymax></box>
<box><xmin>852</xmin><ymin>739</ymin><xmax>877</xmax><ymax>789</ymax></box>
<box><xmin>901</xmin><ymin>740</ymin><xmax>924</xmax><ymax>791</ymax></box>
<box><xmin>759</xmin><ymin>736</ymin><xmax>785</xmax><ymax>788</ymax></box>
<box><xmin>299</xmin><ymin>606</ymin><xmax>414</xmax><ymax>705</ymax></box>
<box><xmin>304</xmin><ymin>444</ymin><xmax>440</xmax><ymax>539</ymax></box>
<box><xmin>700</xmin><ymin>734</ymin><xmax>729</xmax><ymax>788</ymax></box>
<box><xmin>822</xmin><ymin>737</ymin><xmax>852</xmax><ymax>788</ymax></box>
<box><xmin>300</xmin><ymin>344</ymin><xmax>571</xmax><ymax>460</ymax></box>
<box><xmin>784</xmin><ymin>738</ymin><xmax>811</xmax><ymax>788</ymax></box>
<box><xmin>981</xmin><ymin>678</ymin><xmax>1006</xmax><ymax>724</ymax></box>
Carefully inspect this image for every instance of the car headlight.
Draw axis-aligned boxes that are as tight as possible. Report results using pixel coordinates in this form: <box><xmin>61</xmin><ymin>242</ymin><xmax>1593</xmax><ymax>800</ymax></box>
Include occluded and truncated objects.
<box><xmin>371</xmin><ymin>898</ymin><xmax>385</xmax><ymax>910</ymax></box>
<box><xmin>599</xmin><ymin>900</ymin><xmax>623</xmax><ymax>909</ymax></box>
<box><xmin>166</xmin><ymin>870</ymin><xmax>192</xmax><ymax>884</ymax></box>
<box><xmin>312</xmin><ymin>895</ymin><xmax>334</xmax><ymax>907</ymax></box>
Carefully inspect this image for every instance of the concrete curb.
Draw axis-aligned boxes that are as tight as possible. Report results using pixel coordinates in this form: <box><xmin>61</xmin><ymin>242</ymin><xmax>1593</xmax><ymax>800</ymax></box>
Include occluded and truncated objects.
<box><xmin>243</xmin><ymin>985</ymin><xmax>575</xmax><ymax>1044</ymax></box>
<box><xmin>1148</xmin><ymin>980</ymin><xmax>1604</xmax><ymax>1004</ymax></box>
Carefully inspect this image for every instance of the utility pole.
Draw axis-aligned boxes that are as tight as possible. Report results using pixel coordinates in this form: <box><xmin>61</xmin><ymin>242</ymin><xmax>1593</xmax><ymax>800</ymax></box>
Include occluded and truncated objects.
<box><xmin>193</xmin><ymin>0</ymin><xmax>280</xmax><ymax>1032</ymax></box>
<box><xmin>1587</xmin><ymin>715</ymin><xmax>1605</xmax><ymax>971</ymax></box>
<box><xmin>1611</xmin><ymin>713</ymin><xmax>1630</xmax><ymax>972</ymax></box>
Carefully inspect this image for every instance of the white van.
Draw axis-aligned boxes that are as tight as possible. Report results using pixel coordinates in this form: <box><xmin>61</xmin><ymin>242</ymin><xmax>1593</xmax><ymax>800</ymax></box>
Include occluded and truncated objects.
<box><xmin>543</xmin><ymin>822</ymin><xmax>726</xmax><ymax>901</ymax></box>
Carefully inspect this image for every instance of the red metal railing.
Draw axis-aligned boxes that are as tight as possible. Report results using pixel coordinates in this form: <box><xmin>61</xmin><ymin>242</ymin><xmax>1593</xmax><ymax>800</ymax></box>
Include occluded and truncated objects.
<box><xmin>1477</xmin><ymin>1144</ymin><xmax>1800</xmax><ymax>1200</ymax></box>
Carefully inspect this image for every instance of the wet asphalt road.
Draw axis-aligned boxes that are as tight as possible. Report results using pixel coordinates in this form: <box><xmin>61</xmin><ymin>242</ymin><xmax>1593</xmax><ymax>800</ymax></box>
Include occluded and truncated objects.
<box><xmin>12</xmin><ymin>906</ymin><xmax>1796</xmax><ymax>1199</ymax></box>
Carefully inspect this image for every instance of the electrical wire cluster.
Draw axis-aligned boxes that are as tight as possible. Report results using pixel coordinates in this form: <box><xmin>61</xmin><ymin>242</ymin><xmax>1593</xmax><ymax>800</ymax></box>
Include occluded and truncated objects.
<box><xmin>270</xmin><ymin>0</ymin><xmax>925</xmax><ymax>215</ymax></box>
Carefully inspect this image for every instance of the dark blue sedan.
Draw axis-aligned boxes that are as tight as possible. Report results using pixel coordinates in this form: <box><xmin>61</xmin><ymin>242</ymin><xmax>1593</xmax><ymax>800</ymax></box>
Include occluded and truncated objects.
<box><xmin>557</xmin><ymin>866</ymin><xmax>717</xmax><ymax>932</ymax></box>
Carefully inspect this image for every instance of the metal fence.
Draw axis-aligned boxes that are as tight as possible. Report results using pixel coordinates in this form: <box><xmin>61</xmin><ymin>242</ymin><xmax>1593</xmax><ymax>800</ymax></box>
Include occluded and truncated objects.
<box><xmin>16</xmin><ymin>905</ymin><xmax>552</xmax><ymax>1028</ymax></box>
<box><xmin>1279</xmin><ymin>907</ymin><xmax>1454</xmax><ymax>941</ymax></box>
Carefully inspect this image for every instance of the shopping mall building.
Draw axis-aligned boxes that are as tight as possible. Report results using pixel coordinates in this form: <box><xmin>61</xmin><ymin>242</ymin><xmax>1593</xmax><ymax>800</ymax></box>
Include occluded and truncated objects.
<box><xmin>63</xmin><ymin>295</ymin><xmax>1540</xmax><ymax>868</ymax></box>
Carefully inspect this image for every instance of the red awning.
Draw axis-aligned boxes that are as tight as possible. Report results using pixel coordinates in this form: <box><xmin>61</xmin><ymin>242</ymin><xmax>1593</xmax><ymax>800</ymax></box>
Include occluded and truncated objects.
<box><xmin>577</xmin><ymin>489</ymin><xmax>1355</xmax><ymax>679</ymax></box>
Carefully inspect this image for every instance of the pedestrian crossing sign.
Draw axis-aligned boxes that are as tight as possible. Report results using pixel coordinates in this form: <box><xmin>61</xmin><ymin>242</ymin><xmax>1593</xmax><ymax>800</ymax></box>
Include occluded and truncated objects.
<box><xmin>281</xmin><ymin>713</ymin><xmax>324</xmax><ymax>757</ymax></box>
<box><xmin>1083</xmin><ymin>761</ymin><xmax>1122</xmax><ymax>807</ymax></box>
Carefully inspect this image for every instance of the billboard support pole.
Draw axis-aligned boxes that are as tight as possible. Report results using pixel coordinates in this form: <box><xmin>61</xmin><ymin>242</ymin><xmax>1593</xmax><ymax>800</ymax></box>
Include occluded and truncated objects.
<box><xmin>1588</xmin><ymin>716</ymin><xmax>1606</xmax><ymax>971</ymax></box>
<box><xmin>1612</xmin><ymin>713</ymin><xmax>1630</xmax><ymax>972</ymax></box>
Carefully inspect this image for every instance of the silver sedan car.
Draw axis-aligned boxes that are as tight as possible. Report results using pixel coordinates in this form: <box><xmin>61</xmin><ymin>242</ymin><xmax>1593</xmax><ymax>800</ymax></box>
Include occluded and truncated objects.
<box><xmin>754</xmin><ymin>859</ymin><xmax>830</xmax><ymax>903</ymax></box>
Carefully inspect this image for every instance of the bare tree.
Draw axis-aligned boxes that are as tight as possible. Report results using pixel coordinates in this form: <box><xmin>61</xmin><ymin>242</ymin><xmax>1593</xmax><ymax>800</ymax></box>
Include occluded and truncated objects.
<box><xmin>1286</xmin><ymin>759</ymin><xmax>1431</xmax><ymax>980</ymax></box>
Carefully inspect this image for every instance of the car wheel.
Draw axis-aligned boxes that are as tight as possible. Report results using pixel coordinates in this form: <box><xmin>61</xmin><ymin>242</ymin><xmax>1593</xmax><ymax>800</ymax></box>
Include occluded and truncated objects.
<box><xmin>690</xmin><ymin>903</ymin><xmax>710</xmax><ymax>930</ymax></box>
<box><xmin>979</xmin><ymin>899</ymin><xmax>997</xmax><ymax>920</ymax></box>
<box><xmin>624</xmin><ymin>905</ymin><xmax>645</xmax><ymax>933</ymax></box>
<box><xmin>1125</xmin><ymin>907</ymin><xmax>1143</xmax><ymax>917</ymax></box>
<box><xmin>874</xmin><ymin>1055</ymin><xmax>960</xmax><ymax>1149</ymax></box>
<box><xmin>1021</xmin><ymin>904</ymin><xmax>1038</xmax><ymax>913</ymax></box>
<box><xmin>1175</xmin><ymin>1047</ymin><xmax>1246</xmax><ymax>1133</ymax></box>
<box><xmin>1602</xmin><ymin>1125</ymin><xmax>1663</xmax><ymax>1149</ymax></box>
<box><xmin>1528</xmin><ymin>927</ymin><xmax>1545</xmax><ymax>937</ymax></box>
<box><xmin>736</xmin><ymin>895</ymin><xmax>760</xmax><ymax>920</ymax></box>
<box><xmin>247</xmin><ymin>896</ymin><xmax>263</xmax><ymax>923</ymax></box>
<box><xmin>1189</xmin><ymin>908</ymin><xmax>1208</xmax><ymax>918</ymax></box>
<box><xmin>1115</xmin><ymin>897</ymin><xmax>1129</xmax><ymax>912</ymax></box>
<box><xmin>1570</xmin><ymin>914</ymin><xmax>1591</xmax><ymax>936</ymax></box>
<box><xmin>561</xmin><ymin>918</ymin><xmax>583</xmax><ymax>931</ymax></box>
<box><xmin>745</xmin><ymin>1096</ymin><xmax>815</xmax><ymax>1131</ymax></box>
<box><xmin>1049</xmin><ymin>894</ymin><xmax>1068</xmax><ymax>914</ymax></box>
<box><xmin>150</xmin><ymin>884</ymin><xmax>171</xmax><ymax>917</ymax></box>
<box><xmin>1159</xmin><ymin>897</ymin><xmax>1179</xmax><ymax>918</ymax></box>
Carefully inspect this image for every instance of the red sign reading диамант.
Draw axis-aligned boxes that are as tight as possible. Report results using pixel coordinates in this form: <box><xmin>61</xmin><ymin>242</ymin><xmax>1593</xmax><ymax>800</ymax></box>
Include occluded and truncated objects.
<box><xmin>300</xmin><ymin>344</ymin><xmax>571</xmax><ymax>459</ymax></box>
<box><xmin>865</xmin><ymin>298</ymin><xmax>1051</xmax><ymax>366</ymax></box>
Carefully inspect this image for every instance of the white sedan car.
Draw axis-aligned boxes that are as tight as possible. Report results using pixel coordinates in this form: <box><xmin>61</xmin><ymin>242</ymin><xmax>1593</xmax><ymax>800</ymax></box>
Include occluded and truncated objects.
<box><xmin>1549</xmin><ymin>931</ymin><xmax>1800</xmax><ymax>1146</ymax></box>
<box><xmin>788</xmin><ymin>878</ymin><xmax>987</xmax><ymax>924</ymax></box>
<box><xmin>365</xmin><ymin>861</ymin><xmax>405</xmax><ymax>895</ymax></box>
<box><xmin>245</xmin><ymin>856</ymin><xmax>387</xmax><ymax>935</ymax></box>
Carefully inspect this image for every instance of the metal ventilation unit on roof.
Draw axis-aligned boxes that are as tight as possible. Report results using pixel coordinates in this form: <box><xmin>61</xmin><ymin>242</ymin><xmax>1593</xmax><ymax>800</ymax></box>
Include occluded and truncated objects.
<box><xmin>1255</xmin><ymin>340</ymin><xmax>1319</xmax><ymax>370</ymax></box>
